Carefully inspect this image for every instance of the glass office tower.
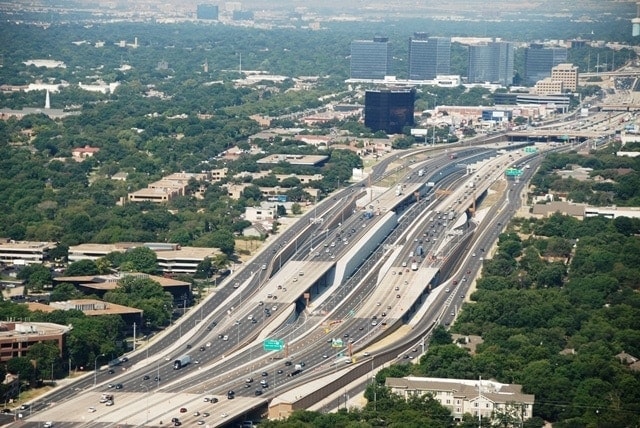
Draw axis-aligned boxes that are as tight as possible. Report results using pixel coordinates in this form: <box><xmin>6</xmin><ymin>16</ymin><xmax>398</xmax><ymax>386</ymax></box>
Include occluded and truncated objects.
<box><xmin>364</xmin><ymin>88</ymin><xmax>416</xmax><ymax>134</ymax></box>
<box><xmin>409</xmin><ymin>33</ymin><xmax>451</xmax><ymax>80</ymax></box>
<box><xmin>350</xmin><ymin>36</ymin><xmax>393</xmax><ymax>80</ymax></box>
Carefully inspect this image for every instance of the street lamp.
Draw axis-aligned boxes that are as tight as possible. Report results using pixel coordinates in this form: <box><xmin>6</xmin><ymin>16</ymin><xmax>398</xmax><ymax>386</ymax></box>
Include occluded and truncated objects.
<box><xmin>236</xmin><ymin>320</ymin><xmax>242</xmax><ymax>345</ymax></box>
<box><xmin>94</xmin><ymin>354</ymin><xmax>105</xmax><ymax>387</ymax></box>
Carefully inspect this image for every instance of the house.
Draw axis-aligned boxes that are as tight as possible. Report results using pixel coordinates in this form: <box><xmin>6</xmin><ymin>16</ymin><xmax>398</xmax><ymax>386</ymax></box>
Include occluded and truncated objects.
<box><xmin>386</xmin><ymin>376</ymin><xmax>534</xmax><ymax>424</ymax></box>
<box><xmin>72</xmin><ymin>145</ymin><xmax>100</xmax><ymax>159</ymax></box>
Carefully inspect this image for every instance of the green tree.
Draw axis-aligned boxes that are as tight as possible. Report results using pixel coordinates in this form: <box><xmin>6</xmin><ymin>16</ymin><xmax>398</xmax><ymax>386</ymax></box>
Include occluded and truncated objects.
<box><xmin>65</xmin><ymin>259</ymin><xmax>99</xmax><ymax>276</ymax></box>
<box><xmin>49</xmin><ymin>282</ymin><xmax>83</xmax><ymax>301</ymax></box>
<box><xmin>123</xmin><ymin>246</ymin><xmax>157</xmax><ymax>273</ymax></box>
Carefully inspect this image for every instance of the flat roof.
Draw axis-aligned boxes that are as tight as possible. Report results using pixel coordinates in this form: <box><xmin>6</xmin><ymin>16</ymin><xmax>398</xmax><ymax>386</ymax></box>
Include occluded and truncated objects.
<box><xmin>29</xmin><ymin>299</ymin><xmax>143</xmax><ymax>316</ymax></box>
<box><xmin>54</xmin><ymin>273</ymin><xmax>190</xmax><ymax>289</ymax></box>
<box><xmin>0</xmin><ymin>240</ymin><xmax>56</xmax><ymax>250</ymax></box>
<box><xmin>257</xmin><ymin>154</ymin><xmax>329</xmax><ymax>166</ymax></box>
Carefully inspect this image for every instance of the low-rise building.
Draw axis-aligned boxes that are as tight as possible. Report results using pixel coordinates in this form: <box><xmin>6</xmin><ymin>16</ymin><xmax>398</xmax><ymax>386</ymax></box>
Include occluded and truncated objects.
<box><xmin>0</xmin><ymin>322</ymin><xmax>71</xmax><ymax>363</ymax></box>
<box><xmin>53</xmin><ymin>272</ymin><xmax>191</xmax><ymax>302</ymax></box>
<box><xmin>385</xmin><ymin>376</ymin><xmax>534</xmax><ymax>424</ymax></box>
<box><xmin>0</xmin><ymin>239</ymin><xmax>56</xmax><ymax>266</ymax></box>
<box><xmin>28</xmin><ymin>299</ymin><xmax>143</xmax><ymax>326</ymax></box>
<box><xmin>68</xmin><ymin>243</ymin><xmax>218</xmax><ymax>274</ymax></box>
<box><xmin>257</xmin><ymin>154</ymin><xmax>329</xmax><ymax>167</ymax></box>
<box><xmin>245</xmin><ymin>206</ymin><xmax>276</xmax><ymax>222</ymax></box>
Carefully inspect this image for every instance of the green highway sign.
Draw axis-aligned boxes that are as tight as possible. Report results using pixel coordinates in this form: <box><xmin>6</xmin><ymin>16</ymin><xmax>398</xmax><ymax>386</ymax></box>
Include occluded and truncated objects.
<box><xmin>263</xmin><ymin>338</ymin><xmax>285</xmax><ymax>351</ymax></box>
<box><xmin>524</xmin><ymin>146</ymin><xmax>538</xmax><ymax>153</ymax></box>
<box><xmin>331</xmin><ymin>338</ymin><xmax>344</xmax><ymax>348</ymax></box>
<box><xmin>505</xmin><ymin>168</ymin><xmax>523</xmax><ymax>177</ymax></box>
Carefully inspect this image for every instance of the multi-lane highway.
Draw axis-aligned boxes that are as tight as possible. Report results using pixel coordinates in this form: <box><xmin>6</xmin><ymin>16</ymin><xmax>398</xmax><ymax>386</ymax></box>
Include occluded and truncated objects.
<box><xmin>13</xmin><ymin>141</ymin><xmax>572</xmax><ymax>427</ymax></box>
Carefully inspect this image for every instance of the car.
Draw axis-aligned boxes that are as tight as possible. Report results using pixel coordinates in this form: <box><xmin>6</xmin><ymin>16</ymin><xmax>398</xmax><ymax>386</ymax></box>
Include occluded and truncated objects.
<box><xmin>107</xmin><ymin>383</ymin><xmax>115</xmax><ymax>388</ymax></box>
<box><xmin>246</xmin><ymin>377</ymin><xmax>254</xmax><ymax>383</ymax></box>
<box><xmin>115</xmin><ymin>383</ymin><xmax>123</xmax><ymax>389</ymax></box>
<box><xmin>227</xmin><ymin>391</ymin><xmax>235</xmax><ymax>399</ymax></box>
<box><xmin>284</xmin><ymin>361</ymin><xmax>292</xmax><ymax>366</ymax></box>
<box><xmin>186</xmin><ymin>344</ymin><xmax>192</xmax><ymax>349</ymax></box>
<box><xmin>262</xmin><ymin>371</ymin><xmax>268</xmax><ymax>376</ymax></box>
<box><xmin>445</xmin><ymin>287</ymin><xmax>450</xmax><ymax>293</ymax></box>
<box><xmin>258</xmin><ymin>301</ymin><xmax>264</xmax><ymax>306</ymax></box>
<box><xmin>244</xmin><ymin>383</ymin><xmax>251</xmax><ymax>388</ymax></box>
<box><xmin>200</xmin><ymin>346</ymin><xmax>205</xmax><ymax>351</ymax></box>
<box><xmin>171</xmin><ymin>417</ymin><xmax>179</xmax><ymax>423</ymax></box>
<box><xmin>381</xmin><ymin>312</ymin><xmax>386</xmax><ymax>317</ymax></box>
<box><xmin>120</xmin><ymin>357</ymin><xmax>129</xmax><ymax>362</ymax></box>
<box><xmin>211</xmin><ymin>397</ymin><xmax>218</xmax><ymax>403</ymax></box>
<box><xmin>272</xmin><ymin>306</ymin><xmax>277</xmax><ymax>311</ymax></box>
<box><xmin>262</xmin><ymin>382</ymin><xmax>269</xmax><ymax>388</ymax></box>
<box><xmin>174</xmin><ymin>422</ymin><xmax>182</xmax><ymax>426</ymax></box>
<box><xmin>255</xmin><ymin>390</ymin><xmax>263</xmax><ymax>396</ymax></box>
<box><xmin>88</xmin><ymin>407</ymin><xmax>96</xmax><ymax>413</ymax></box>
<box><xmin>247</xmin><ymin>314</ymin><xmax>253</xmax><ymax>320</ymax></box>
<box><xmin>1</xmin><ymin>409</ymin><xmax>12</xmax><ymax>414</ymax></box>
<box><xmin>203</xmin><ymin>397</ymin><xmax>210</xmax><ymax>402</ymax></box>
<box><xmin>180</xmin><ymin>408</ymin><xmax>187</xmax><ymax>413</ymax></box>
<box><xmin>203</xmin><ymin>412</ymin><xmax>210</xmax><ymax>417</ymax></box>
<box><xmin>194</xmin><ymin>360</ymin><xmax>200</xmax><ymax>364</ymax></box>
<box><xmin>218</xmin><ymin>334</ymin><xmax>224</xmax><ymax>339</ymax></box>
<box><xmin>277</xmin><ymin>369</ymin><xmax>284</xmax><ymax>374</ymax></box>
<box><xmin>44</xmin><ymin>423</ymin><xmax>53</xmax><ymax>428</ymax></box>
<box><xmin>376</xmin><ymin>302</ymin><xmax>381</xmax><ymax>306</ymax></box>
<box><xmin>322</xmin><ymin>354</ymin><xmax>328</xmax><ymax>359</ymax></box>
<box><xmin>105</xmin><ymin>400</ymin><xmax>114</xmax><ymax>406</ymax></box>
<box><xmin>251</xmin><ymin>318</ymin><xmax>257</xmax><ymax>324</ymax></box>
<box><xmin>371</xmin><ymin>320</ymin><xmax>378</xmax><ymax>326</ymax></box>
<box><xmin>396</xmin><ymin>294</ymin><xmax>401</xmax><ymax>298</ymax></box>
<box><xmin>194</xmin><ymin>411</ymin><xmax>200</xmax><ymax>417</ymax></box>
<box><xmin>260</xmin><ymin>379</ymin><xmax>268</xmax><ymax>385</ymax></box>
<box><xmin>143</xmin><ymin>375</ymin><xmax>150</xmax><ymax>380</ymax></box>
<box><xmin>221</xmin><ymin>413</ymin><xmax>229</xmax><ymax>418</ymax></box>
<box><xmin>472</xmin><ymin>253</ymin><xmax>476</xmax><ymax>257</ymax></box>
<box><xmin>395</xmin><ymin>286</ymin><xmax>400</xmax><ymax>291</ymax></box>
<box><xmin>108</xmin><ymin>369</ymin><xmax>115</xmax><ymax>374</ymax></box>
<box><xmin>343</xmin><ymin>333</ymin><xmax>349</xmax><ymax>338</ymax></box>
<box><xmin>197</xmin><ymin>421</ymin><xmax>205</xmax><ymax>425</ymax></box>
<box><xmin>363</xmin><ymin>352</ymin><xmax>370</xmax><ymax>357</ymax></box>
<box><xmin>206</xmin><ymin>342</ymin><xmax>211</xmax><ymax>347</ymax></box>
<box><xmin>462</xmin><ymin>277</ymin><xmax>467</xmax><ymax>282</ymax></box>
<box><xmin>223</xmin><ymin>335</ymin><xmax>229</xmax><ymax>341</ymax></box>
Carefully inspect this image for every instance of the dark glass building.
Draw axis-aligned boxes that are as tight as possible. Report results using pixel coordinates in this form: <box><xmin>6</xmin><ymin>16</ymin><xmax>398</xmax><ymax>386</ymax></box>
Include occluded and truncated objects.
<box><xmin>350</xmin><ymin>36</ymin><xmax>392</xmax><ymax>80</ymax></box>
<box><xmin>196</xmin><ymin>4</ymin><xmax>218</xmax><ymax>20</ymax></box>
<box><xmin>408</xmin><ymin>33</ymin><xmax>451</xmax><ymax>80</ymax></box>
<box><xmin>467</xmin><ymin>41</ymin><xmax>514</xmax><ymax>86</ymax></box>
<box><xmin>524</xmin><ymin>44</ymin><xmax>568</xmax><ymax>86</ymax></box>
<box><xmin>364</xmin><ymin>88</ymin><xmax>416</xmax><ymax>134</ymax></box>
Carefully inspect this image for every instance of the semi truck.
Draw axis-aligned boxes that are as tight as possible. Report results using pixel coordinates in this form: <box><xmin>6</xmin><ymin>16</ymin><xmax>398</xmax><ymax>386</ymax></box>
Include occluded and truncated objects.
<box><xmin>173</xmin><ymin>354</ymin><xmax>192</xmax><ymax>370</ymax></box>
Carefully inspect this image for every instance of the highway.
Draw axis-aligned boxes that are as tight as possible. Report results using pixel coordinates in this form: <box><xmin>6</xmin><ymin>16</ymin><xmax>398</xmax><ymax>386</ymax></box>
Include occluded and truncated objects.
<box><xmin>13</xmin><ymin>139</ymin><xmax>584</xmax><ymax>427</ymax></box>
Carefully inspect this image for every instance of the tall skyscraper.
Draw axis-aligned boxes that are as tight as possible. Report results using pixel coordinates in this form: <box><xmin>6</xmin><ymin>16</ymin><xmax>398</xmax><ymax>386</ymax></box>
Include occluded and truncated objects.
<box><xmin>467</xmin><ymin>41</ymin><xmax>514</xmax><ymax>86</ymax></box>
<box><xmin>196</xmin><ymin>4</ymin><xmax>219</xmax><ymax>20</ymax></box>
<box><xmin>408</xmin><ymin>34</ymin><xmax>451</xmax><ymax>80</ymax></box>
<box><xmin>350</xmin><ymin>36</ymin><xmax>392</xmax><ymax>80</ymax></box>
<box><xmin>364</xmin><ymin>88</ymin><xmax>416</xmax><ymax>134</ymax></box>
<box><xmin>524</xmin><ymin>44</ymin><xmax>568</xmax><ymax>86</ymax></box>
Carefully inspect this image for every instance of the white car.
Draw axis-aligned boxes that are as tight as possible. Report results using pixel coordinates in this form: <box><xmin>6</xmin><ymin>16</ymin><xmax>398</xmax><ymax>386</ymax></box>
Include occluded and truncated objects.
<box><xmin>221</xmin><ymin>413</ymin><xmax>228</xmax><ymax>418</ymax></box>
<box><xmin>44</xmin><ymin>422</ymin><xmax>53</xmax><ymax>428</ymax></box>
<box><xmin>271</xmin><ymin>306</ymin><xmax>277</xmax><ymax>311</ymax></box>
<box><xmin>223</xmin><ymin>335</ymin><xmax>229</xmax><ymax>341</ymax></box>
<box><xmin>88</xmin><ymin>407</ymin><xmax>96</xmax><ymax>413</ymax></box>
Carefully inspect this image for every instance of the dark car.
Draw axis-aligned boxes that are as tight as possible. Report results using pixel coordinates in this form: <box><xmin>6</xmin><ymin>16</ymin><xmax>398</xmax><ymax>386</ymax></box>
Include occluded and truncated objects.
<box><xmin>284</xmin><ymin>361</ymin><xmax>292</xmax><ymax>366</ymax></box>
<box><xmin>261</xmin><ymin>371</ymin><xmax>268</xmax><ymax>377</ymax></box>
<box><xmin>108</xmin><ymin>369</ymin><xmax>115</xmax><ymax>374</ymax></box>
<box><xmin>255</xmin><ymin>390</ymin><xmax>263</xmax><ymax>396</ymax></box>
<box><xmin>115</xmin><ymin>383</ymin><xmax>123</xmax><ymax>389</ymax></box>
<box><xmin>120</xmin><ymin>357</ymin><xmax>129</xmax><ymax>363</ymax></box>
<box><xmin>143</xmin><ymin>375</ymin><xmax>150</xmax><ymax>380</ymax></box>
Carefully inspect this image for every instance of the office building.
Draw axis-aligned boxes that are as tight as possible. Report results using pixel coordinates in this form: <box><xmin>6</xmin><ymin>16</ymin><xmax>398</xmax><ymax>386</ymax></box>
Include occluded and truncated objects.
<box><xmin>196</xmin><ymin>4</ymin><xmax>219</xmax><ymax>20</ymax></box>
<box><xmin>386</xmin><ymin>376</ymin><xmax>535</xmax><ymax>424</ymax></box>
<box><xmin>551</xmin><ymin>63</ymin><xmax>579</xmax><ymax>92</ymax></box>
<box><xmin>350</xmin><ymin>37</ymin><xmax>393</xmax><ymax>80</ymax></box>
<box><xmin>524</xmin><ymin>44</ymin><xmax>568</xmax><ymax>86</ymax></box>
<box><xmin>0</xmin><ymin>239</ymin><xmax>56</xmax><ymax>266</ymax></box>
<box><xmin>364</xmin><ymin>88</ymin><xmax>416</xmax><ymax>134</ymax></box>
<box><xmin>467</xmin><ymin>41</ymin><xmax>514</xmax><ymax>86</ymax></box>
<box><xmin>409</xmin><ymin>34</ymin><xmax>451</xmax><ymax>80</ymax></box>
<box><xmin>0</xmin><ymin>322</ymin><xmax>70</xmax><ymax>363</ymax></box>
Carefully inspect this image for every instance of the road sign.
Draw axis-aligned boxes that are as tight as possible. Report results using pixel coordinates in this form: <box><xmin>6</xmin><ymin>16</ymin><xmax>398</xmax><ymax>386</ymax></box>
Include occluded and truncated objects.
<box><xmin>505</xmin><ymin>168</ymin><xmax>523</xmax><ymax>177</ymax></box>
<box><xmin>331</xmin><ymin>338</ymin><xmax>344</xmax><ymax>348</ymax></box>
<box><xmin>263</xmin><ymin>338</ymin><xmax>285</xmax><ymax>351</ymax></box>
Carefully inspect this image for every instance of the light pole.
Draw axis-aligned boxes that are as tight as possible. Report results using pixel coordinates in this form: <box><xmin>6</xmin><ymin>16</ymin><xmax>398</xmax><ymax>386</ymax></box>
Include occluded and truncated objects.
<box><xmin>236</xmin><ymin>320</ymin><xmax>241</xmax><ymax>345</ymax></box>
<box><xmin>94</xmin><ymin>354</ymin><xmax>105</xmax><ymax>387</ymax></box>
<box><xmin>156</xmin><ymin>361</ymin><xmax>161</xmax><ymax>390</ymax></box>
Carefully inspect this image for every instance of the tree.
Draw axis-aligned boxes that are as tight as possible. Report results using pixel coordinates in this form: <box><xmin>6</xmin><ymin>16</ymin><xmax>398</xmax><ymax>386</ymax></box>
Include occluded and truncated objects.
<box><xmin>123</xmin><ymin>246</ymin><xmax>157</xmax><ymax>273</ymax></box>
<box><xmin>17</xmin><ymin>264</ymin><xmax>52</xmax><ymax>292</ymax></box>
<box><xmin>65</xmin><ymin>259</ymin><xmax>99</xmax><ymax>276</ymax></box>
<box><xmin>49</xmin><ymin>282</ymin><xmax>83</xmax><ymax>301</ymax></box>
<box><xmin>291</xmin><ymin>202</ymin><xmax>302</xmax><ymax>215</ymax></box>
